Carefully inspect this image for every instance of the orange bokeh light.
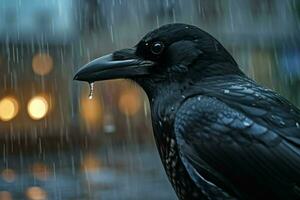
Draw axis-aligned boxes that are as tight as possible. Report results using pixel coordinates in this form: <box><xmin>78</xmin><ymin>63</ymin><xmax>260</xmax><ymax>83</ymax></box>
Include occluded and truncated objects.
<box><xmin>81</xmin><ymin>153</ymin><xmax>101</xmax><ymax>172</ymax></box>
<box><xmin>31</xmin><ymin>163</ymin><xmax>49</xmax><ymax>181</ymax></box>
<box><xmin>0</xmin><ymin>191</ymin><xmax>12</xmax><ymax>200</ymax></box>
<box><xmin>27</xmin><ymin>96</ymin><xmax>49</xmax><ymax>120</ymax></box>
<box><xmin>32</xmin><ymin>53</ymin><xmax>53</xmax><ymax>76</ymax></box>
<box><xmin>1</xmin><ymin>169</ymin><xmax>16</xmax><ymax>183</ymax></box>
<box><xmin>0</xmin><ymin>97</ymin><xmax>19</xmax><ymax>121</ymax></box>
<box><xmin>81</xmin><ymin>97</ymin><xmax>102</xmax><ymax>125</ymax></box>
<box><xmin>26</xmin><ymin>186</ymin><xmax>47</xmax><ymax>200</ymax></box>
<box><xmin>118</xmin><ymin>88</ymin><xmax>141</xmax><ymax>116</ymax></box>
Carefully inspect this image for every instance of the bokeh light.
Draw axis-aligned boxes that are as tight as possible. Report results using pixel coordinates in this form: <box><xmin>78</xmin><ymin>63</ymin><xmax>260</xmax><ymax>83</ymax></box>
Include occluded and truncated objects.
<box><xmin>27</xmin><ymin>96</ymin><xmax>49</xmax><ymax>120</ymax></box>
<box><xmin>0</xmin><ymin>191</ymin><xmax>12</xmax><ymax>200</ymax></box>
<box><xmin>0</xmin><ymin>97</ymin><xmax>19</xmax><ymax>121</ymax></box>
<box><xmin>1</xmin><ymin>169</ymin><xmax>16</xmax><ymax>183</ymax></box>
<box><xmin>26</xmin><ymin>187</ymin><xmax>47</xmax><ymax>200</ymax></box>
<box><xmin>118</xmin><ymin>88</ymin><xmax>141</xmax><ymax>116</ymax></box>
<box><xmin>31</xmin><ymin>163</ymin><xmax>50</xmax><ymax>181</ymax></box>
<box><xmin>0</xmin><ymin>1</ymin><xmax>299</xmax><ymax>199</ymax></box>
<box><xmin>81</xmin><ymin>153</ymin><xmax>101</xmax><ymax>172</ymax></box>
<box><xmin>81</xmin><ymin>97</ymin><xmax>102</xmax><ymax>125</ymax></box>
<box><xmin>32</xmin><ymin>53</ymin><xmax>53</xmax><ymax>76</ymax></box>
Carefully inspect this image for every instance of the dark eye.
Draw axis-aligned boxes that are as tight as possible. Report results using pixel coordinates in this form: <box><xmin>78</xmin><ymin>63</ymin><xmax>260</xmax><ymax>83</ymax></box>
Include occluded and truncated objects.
<box><xmin>150</xmin><ymin>42</ymin><xmax>164</xmax><ymax>55</ymax></box>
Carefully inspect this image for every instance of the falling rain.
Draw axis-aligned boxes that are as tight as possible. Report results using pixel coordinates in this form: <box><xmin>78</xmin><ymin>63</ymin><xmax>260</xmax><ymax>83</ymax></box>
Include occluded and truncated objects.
<box><xmin>0</xmin><ymin>0</ymin><xmax>300</xmax><ymax>199</ymax></box>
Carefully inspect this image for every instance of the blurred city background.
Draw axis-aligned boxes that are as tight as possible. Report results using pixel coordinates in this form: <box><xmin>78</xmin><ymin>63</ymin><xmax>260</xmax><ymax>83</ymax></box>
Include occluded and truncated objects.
<box><xmin>0</xmin><ymin>0</ymin><xmax>300</xmax><ymax>199</ymax></box>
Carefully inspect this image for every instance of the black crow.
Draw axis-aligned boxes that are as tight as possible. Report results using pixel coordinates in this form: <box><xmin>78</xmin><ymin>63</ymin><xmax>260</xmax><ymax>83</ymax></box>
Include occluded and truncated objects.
<box><xmin>74</xmin><ymin>23</ymin><xmax>300</xmax><ymax>200</ymax></box>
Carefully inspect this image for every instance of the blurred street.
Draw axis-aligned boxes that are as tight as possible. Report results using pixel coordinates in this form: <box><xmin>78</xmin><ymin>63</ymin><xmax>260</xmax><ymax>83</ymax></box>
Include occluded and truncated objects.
<box><xmin>0</xmin><ymin>0</ymin><xmax>300</xmax><ymax>199</ymax></box>
<box><xmin>1</xmin><ymin>143</ymin><xmax>176</xmax><ymax>200</ymax></box>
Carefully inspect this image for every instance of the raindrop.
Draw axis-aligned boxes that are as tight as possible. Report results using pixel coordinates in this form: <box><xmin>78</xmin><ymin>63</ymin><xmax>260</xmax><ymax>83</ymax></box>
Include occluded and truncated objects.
<box><xmin>296</xmin><ymin>122</ymin><xmax>299</xmax><ymax>128</ymax></box>
<box><xmin>88</xmin><ymin>82</ymin><xmax>94</xmax><ymax>99</ymax></box>
<box><xmin>243</xmin><ymin>120</ymin><xmax>251</xmax><ymax>127</ymax></box>
<box><xmin>230</xmin><ymin>85</ymin><xmax>243</xmax><ymax>90</ymax></box>
<box><xmin>224</xmin><ymin>89</ymin><xmax>230</xmax><ymax>94</ymax></box>
<box><xmin>243</xmin><ymin>88</ymin><xmax>254</xmax><ymax>94</ymax></box>
<box><xmin>170</xmin><ymin>139</ymin><xmax>175</xmax><ymax>148</ymax></box>
<box><xmin>159</xmin><ymin>121</ymin><xmax>163</xmax><ymax>126</ymax></box>
<box><xmin>163</xmin><ymin>117</ymin><xmax>167</xmax><ymax>122</ymax></box>
<box><xmin>218</xmin><ymin>113</ymin><xmax>224</xmax><ymax>118</ymax></box>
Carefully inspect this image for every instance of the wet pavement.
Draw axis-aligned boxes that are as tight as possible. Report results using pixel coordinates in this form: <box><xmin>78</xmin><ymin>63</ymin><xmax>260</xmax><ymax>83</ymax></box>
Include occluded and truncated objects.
<box><xmin>0</xmin><ymin>145</ymin><xmax>177</xmax><ymax>200</ymax></box>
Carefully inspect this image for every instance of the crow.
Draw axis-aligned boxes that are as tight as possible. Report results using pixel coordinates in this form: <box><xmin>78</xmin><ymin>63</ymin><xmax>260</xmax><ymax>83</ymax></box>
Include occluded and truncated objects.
<box><xmin>74</xmin><ymin>23</ymin><xmax>300</xmax><ymax>200</ymax></box>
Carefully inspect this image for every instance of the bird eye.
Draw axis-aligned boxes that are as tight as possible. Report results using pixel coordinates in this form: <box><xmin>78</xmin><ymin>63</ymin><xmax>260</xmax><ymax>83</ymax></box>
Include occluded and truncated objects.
<box><xmin>150</xmin><ymin>42</ymin><xmax>164</xmax><ymax>55</ymax></box>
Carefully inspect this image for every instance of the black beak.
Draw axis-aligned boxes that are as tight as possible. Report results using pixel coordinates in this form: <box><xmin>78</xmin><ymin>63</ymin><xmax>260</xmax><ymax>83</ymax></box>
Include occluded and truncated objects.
<box><xmin>73</xmin><ymin>48</ymin><xmax>155</xmax><ymax>83</ymax></box>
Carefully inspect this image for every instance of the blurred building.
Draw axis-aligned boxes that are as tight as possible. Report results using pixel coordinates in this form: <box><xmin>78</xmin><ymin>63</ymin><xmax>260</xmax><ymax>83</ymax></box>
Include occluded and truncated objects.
<box><xmin>0</xmin><ymin>0</ymin><xmax>78</xmax><ymax>136</ymax></box>
<box><xmin>0</xmin><ymin>0</ymin><xmax>300</xmax><ymax>199</ymax></box>
<box><xmin>0</xmin><ymin>0</ymin><xmax>299</xmax><ymax>139</ymax></box>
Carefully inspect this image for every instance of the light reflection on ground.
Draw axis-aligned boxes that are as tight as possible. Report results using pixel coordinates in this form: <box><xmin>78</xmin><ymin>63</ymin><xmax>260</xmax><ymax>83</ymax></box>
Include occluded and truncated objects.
<box><xmin>0</xmin><ymin>146</ymin><xmax>177</xmax><ymax>200</ymax></box>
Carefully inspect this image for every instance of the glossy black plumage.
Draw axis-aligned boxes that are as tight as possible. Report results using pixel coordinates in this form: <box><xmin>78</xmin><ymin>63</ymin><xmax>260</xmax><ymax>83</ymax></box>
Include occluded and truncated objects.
<box><xmin>174</xmin><ymin>76</ymin><xmax>300</xmax><ymax>199</ymax></box>
<box><xmin>74</xmin><ymin>23</ymin><xmax>300</xmax><ymax>200</ymax></box>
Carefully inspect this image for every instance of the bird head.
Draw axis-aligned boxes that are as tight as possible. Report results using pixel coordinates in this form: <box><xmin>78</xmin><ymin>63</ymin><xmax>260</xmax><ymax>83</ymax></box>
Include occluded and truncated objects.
<box><xmin>74</xmin><ymin>23</ymin><xmax>242</xmax><ymax>94</ymax></box>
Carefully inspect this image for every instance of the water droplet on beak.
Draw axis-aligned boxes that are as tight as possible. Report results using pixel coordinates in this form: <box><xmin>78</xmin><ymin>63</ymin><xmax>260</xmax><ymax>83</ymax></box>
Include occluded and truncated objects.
<box><xmin>88</xmin><ymin>82</ymin><xmax>95</xmax><ymax>99</ymax></box>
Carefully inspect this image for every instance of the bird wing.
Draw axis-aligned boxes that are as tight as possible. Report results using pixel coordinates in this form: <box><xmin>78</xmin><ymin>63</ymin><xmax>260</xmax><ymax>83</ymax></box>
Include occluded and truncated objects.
<box><xmin>174</xmin><ymin>92</ymin><xmax>300</xmax><ymax>200</ymax></box>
